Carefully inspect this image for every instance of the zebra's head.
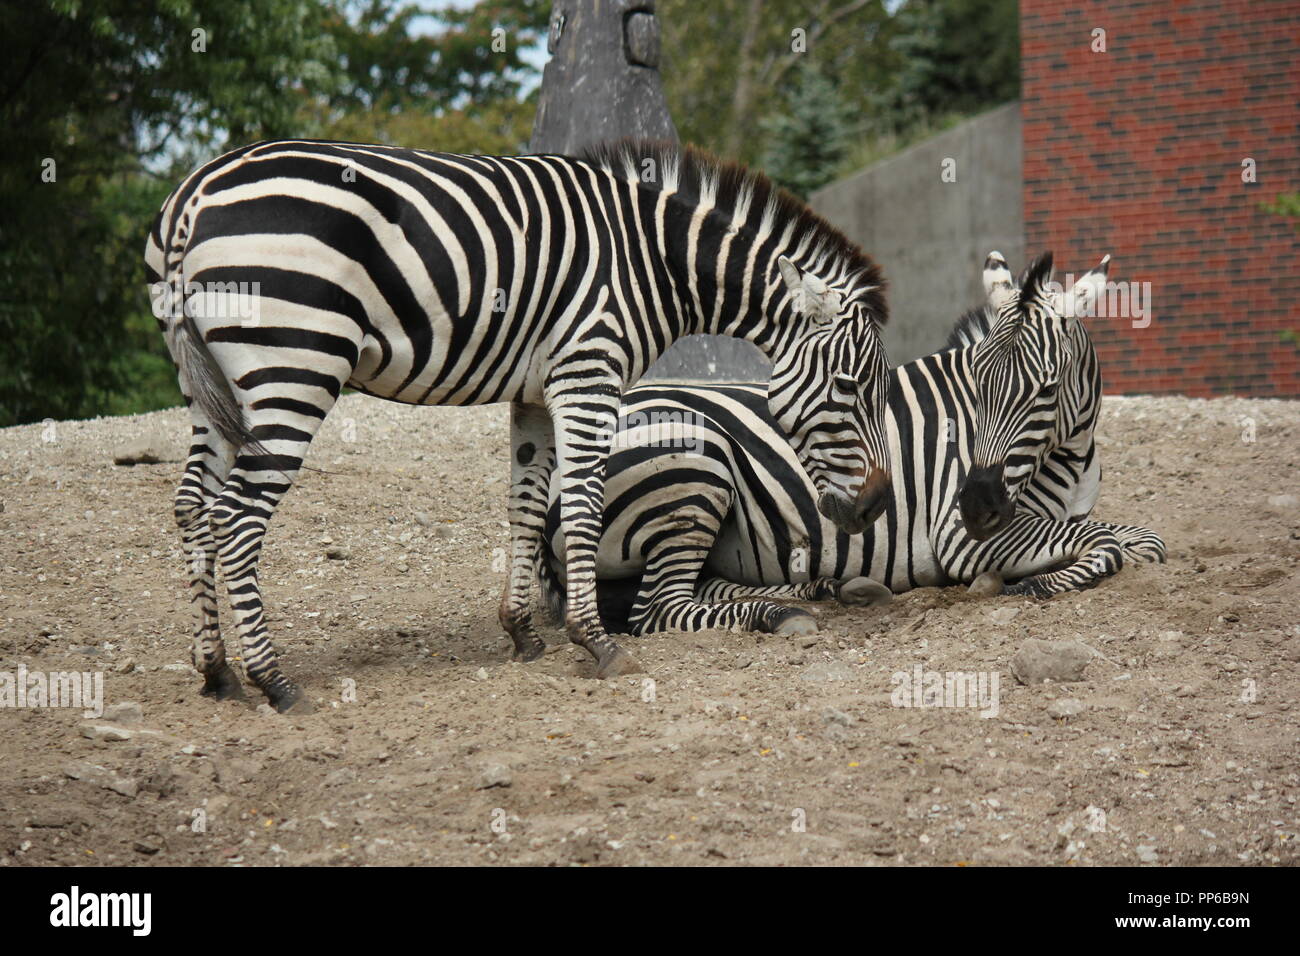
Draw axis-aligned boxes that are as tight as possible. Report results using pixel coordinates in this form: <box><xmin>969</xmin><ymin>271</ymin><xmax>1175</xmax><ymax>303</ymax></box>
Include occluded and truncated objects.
<box><xmin>958</xmin><ymin>250</ymin><xmax>1109</xmax><ymax>540</ymax></box>
<box><xmin>768</xmin><ymin>256</ymin><xmax>892</xmax><ymax>535</ymax></box>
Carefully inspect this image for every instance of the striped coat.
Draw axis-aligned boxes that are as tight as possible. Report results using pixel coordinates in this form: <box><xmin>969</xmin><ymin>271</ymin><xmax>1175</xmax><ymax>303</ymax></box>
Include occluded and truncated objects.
<box><xmin>145</xmin><ymin>138</ymin><xmax>891</xmax><ymax>708</ymax></box>
<box><xmin>539</xmin><ymin>253</ymin><xmax>1166</xmax><ymax>636</ymax></box>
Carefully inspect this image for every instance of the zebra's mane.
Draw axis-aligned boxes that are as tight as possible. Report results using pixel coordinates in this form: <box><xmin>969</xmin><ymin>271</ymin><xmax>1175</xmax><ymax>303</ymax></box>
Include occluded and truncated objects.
<box><xmin>944</xmin><ymin>303</ymin><xmax>996</xmax><ymax>350</ymax></box>
<box><xmin>580</xmin><ymin>139</ymin><xmax>886</xmax><ymax>323</ymax></box>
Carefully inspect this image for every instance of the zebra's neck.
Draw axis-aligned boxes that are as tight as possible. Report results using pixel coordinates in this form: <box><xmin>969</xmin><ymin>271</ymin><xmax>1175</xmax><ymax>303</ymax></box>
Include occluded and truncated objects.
<box><xmin>654</xmin><ymin>195</ymin><xmax>818</xmax><ymax>354</ymax></box>
<box><xmin>579</xmin><ymin>141</ymin><xmax>871</xmax><ymax>361</ymax></box>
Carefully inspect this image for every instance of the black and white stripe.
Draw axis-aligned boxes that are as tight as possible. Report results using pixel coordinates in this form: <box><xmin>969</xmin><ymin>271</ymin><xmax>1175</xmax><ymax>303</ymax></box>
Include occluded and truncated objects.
<box><xmin>144</xmin><ymin>138</ymin><xmax>891</xmax><ymax>709</ymax></box>
<box><xmin>538</xmin><ymin>252</ymin><xmax>1166</xmax><ymax>636</ymax></box>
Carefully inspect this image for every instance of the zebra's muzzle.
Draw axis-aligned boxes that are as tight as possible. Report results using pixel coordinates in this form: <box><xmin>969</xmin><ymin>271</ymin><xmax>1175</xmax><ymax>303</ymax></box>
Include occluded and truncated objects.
<box><xmin>958</xmin><ymin>464</ymin><xmax>1015</xmax><ymax>540</ymax></box>
<box><xmin>817</xmin><ymin>467</ymin><xmax>890</xmax><ymax>535</ymax></box>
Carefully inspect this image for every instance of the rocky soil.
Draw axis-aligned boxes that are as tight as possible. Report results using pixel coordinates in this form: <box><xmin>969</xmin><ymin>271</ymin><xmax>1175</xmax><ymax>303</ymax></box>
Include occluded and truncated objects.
<box><xmin>0</xmin><ymin>392</ymin><xmax>1296</xmax><ymax>866</ymax></box>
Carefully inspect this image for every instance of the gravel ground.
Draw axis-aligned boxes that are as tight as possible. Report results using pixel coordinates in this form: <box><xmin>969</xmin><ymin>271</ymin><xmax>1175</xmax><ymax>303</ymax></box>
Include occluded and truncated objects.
<box><xmin>0</xmin><ymin>391</ymin><xmax>1297</xmax><ymax>866</ymax></box>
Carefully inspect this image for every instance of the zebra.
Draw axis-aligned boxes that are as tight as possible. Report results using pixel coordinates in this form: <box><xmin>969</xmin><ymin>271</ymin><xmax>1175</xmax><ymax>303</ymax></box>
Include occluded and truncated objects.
<box><xmin>143</xmin><ymin>138</ymin><xmax>892</xmax><ymax>711</ymax></box>
<box><xmin>537</xmin><ymin>251</ymin><xmax>1166</xmax><ymax>636</ymax></box>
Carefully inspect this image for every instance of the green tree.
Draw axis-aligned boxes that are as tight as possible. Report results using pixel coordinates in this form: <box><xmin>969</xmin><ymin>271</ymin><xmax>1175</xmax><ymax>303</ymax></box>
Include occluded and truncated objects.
<box><xmin>0</xmin><ymin>0</ymin><xmax>340</xmax><ymax>427</ymax></box>
<box><xmin>882</xmin><ymin>0</ymin><xmax>1020</xmax><ymax>131</ymax></box>
<box><xmin>0</xmin><ymin>0</ymin><xmax>546</xmax><ymax>427</ymax></box>
<box><xmin>659</xmin><ymin>0</ymin><xmax>898</xmax><ymax>166</ymax></box>
<box><xmin>759</xmin><ymin>63</ymin><xmax>855</xmax><ymax>197</ymax></box>
<box><xmin>303</xmin><ymin>0</ymin><xmax>548</xmax><ymax>151</ymax></box>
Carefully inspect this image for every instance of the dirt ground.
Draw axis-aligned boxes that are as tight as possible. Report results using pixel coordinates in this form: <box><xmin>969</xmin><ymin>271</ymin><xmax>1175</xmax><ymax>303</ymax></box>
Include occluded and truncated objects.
<box><xmin>0</xmin><ymin>390</ymin><xmax>1296</xmax><ymax>867</ymax></box>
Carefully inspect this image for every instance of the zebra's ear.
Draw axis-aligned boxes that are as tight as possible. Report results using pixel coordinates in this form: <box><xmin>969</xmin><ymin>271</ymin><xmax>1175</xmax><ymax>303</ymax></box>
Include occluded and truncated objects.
<box><xmin>982</xmin><ymin>251</ymin><xmax>1016</xmax><ymax>310</ymax></box>
<box><xmin>1059</xmin><ymin>254</ymin><xmax>1111</xmax><ymax>320</ymax></box>
<box><xmin>1018</xmin><ymin>251</ymin><xmax>1055</xmax><ymax>307</ymax></box>
<box><xmin>779</xmin><ymin>256</ymin><xmax>840</xmax><ymax>323</ymax></box>
<box><xmin>778</xmin><ymin>255</ymin><xmax>803</xmax><ymax>297</ymax></box>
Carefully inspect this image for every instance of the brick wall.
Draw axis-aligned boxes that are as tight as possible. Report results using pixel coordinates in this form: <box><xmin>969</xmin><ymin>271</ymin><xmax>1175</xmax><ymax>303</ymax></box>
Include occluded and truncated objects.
<box><xmin>1020</xmin><ymin>0</ymin><xmax>1300</xmax><ymax>396</ymax></box>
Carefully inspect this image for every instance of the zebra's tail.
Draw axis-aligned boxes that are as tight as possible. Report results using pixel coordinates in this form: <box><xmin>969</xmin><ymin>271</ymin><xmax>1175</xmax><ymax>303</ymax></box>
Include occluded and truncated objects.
<box><xmin>174</xmin><ymin>313</ymin><xmax>262</xmax><ymax>452</ymax></box>
<box><xmin>535</xmin><ymin>544</ymin><xmax>566</xmax><ymax>626</ymax></box>
<box><xmin>161</xmin><ymin>218</ymin><xmax>266</xmax><ymax>455</ymax></box>
<box><xmin>534</xmin><ymin>536</ymin><xmax>640</xmax><ymax>635</ymax></box>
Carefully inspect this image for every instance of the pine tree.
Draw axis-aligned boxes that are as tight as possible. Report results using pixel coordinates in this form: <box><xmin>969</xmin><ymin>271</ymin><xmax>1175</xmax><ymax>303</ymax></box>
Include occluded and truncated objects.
<box><xmin>758</xmin><ymin>64</ymin><xmax>856</xmax><ymax>198</ymax></box>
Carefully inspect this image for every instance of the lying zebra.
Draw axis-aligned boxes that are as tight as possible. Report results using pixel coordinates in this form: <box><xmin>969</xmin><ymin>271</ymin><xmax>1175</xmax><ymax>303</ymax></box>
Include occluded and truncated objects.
<box><xmin>538</xmin><ymin>251</ymin><xmax>1166</xmax><ymax>635</ymax></box>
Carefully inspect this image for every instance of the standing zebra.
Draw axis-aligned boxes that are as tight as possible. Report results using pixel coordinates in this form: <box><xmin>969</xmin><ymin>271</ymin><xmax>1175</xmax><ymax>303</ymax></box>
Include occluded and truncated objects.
<box><xmin>538</xmin><ymin>252</ymin><xmax>1166</xmax><ymax>635</ymax></box>
<box><xmin>144</xmin><ymin>138</ymin><xmax>891</xmax><ymax>711</ymax></box>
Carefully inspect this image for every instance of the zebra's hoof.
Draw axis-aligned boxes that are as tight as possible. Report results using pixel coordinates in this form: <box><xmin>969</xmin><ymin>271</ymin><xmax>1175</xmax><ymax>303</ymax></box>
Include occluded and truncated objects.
<box><xmin>267</xmin><ymin>682</ymin><xmax>314</xmax><ymax>715</ymax></box>
<box><xmin>595</xmin><ymin>646</ymin><xmax>642</xmax><ymax>680</ymax></box>
<box><xmin>770</xmin><ymin>607</ymin><xmax>818</xmax><ymax>637</ymax></box>
<box><xmin>839</xmin><ymin>577</ymin><xmax>892</xmax><ymax>607</ymax></box>
<box><xmin>198</xmin><ymin>665</ymin><xmax>245</xmax><ymax>701</ymax></box>
<box><xmin>511</xmin><ymin>641</ymin><xmax>546</xmax><ymax>663</ymax></box>
<box><xmin>967</xmin><ymin>571</ymin><xmax>1004</xmax><ymax>598</ymax></box>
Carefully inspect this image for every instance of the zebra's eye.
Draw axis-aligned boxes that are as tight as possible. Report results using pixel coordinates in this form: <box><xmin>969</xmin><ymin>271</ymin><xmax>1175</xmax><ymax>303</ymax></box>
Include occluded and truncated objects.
<box><xmin>1038</xmin><ymin>382</ymin><xmax>1058</xmax><ymax>398</ymax></box>
<box><xmin>833</xmin><ymin>374</ymin><xmax>858</xmax><ymax>396</ymax></box>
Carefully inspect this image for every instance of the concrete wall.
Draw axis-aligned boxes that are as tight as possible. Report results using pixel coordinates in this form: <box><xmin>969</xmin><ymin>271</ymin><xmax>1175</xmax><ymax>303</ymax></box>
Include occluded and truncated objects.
<box><xmin>809</xmin><ymin>102</ymin><xmax>1024</xmax><ymax>366</ymax></box>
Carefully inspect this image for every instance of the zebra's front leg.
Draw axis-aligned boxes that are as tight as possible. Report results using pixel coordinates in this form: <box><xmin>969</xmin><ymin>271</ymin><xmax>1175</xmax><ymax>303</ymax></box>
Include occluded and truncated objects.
<box><xmin>549</xmin><ymin>392</ymin><xmax>640</xmax><ymax>679</ymax></box>
<box><xmin>498</xmin><ymin>402</ymin><xmax>556</xmax><ymax>663</ymax></box>
<box><xmin>1102</xmin><ymin>521</ymin><xmax>1167</xmax><ymax>565</ymax></box>
<box><xmin>947</xmin><ymin>513</ymin><xmax>1128</xmax><ymax>598</ymax></box>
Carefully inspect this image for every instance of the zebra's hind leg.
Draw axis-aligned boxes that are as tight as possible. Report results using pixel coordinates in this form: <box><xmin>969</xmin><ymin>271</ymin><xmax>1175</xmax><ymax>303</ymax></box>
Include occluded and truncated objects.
<box><xmin>635</xmin><ymin>573</ymin><xmax>820</xmax><ymax>636</ymax></box>
<box><xmin>697</xmin><ymin>576</ymin><xmax>893</xmax><ymax>609</ymax></box>
<box><xmin>175</xmin><ymin>416</ymin><xmax>244</xmax><ymax>701</ymax></box>
<box><xmin>498</xmin><ymin>403</ymin><xmax>556</xmax><ymax>663</ymax></box>
<box><xmin>627</xmin><ymin>528</ymin><xmax>821</xmax><ymax>637</ymax></box>
<box><xmin>548</xmin><ymin>392</ymin><xmax>641</xmax><ymax>679</ymax></box>
<box><xmin>210</xmin><ymin>406</ymin><xmax>336</xmax><ymax>713</ymax></box>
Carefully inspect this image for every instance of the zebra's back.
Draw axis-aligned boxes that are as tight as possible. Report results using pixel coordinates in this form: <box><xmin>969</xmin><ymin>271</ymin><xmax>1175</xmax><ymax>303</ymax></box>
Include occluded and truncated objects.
<box><xmin>593</xmin><ymin>375</ymin><xmax>954</xmax><ymax>593</ymax></box>
<box><xmin>146</xmin><ymin>139</ymin><xmax>633</xmax><ymax>408</ymax></box>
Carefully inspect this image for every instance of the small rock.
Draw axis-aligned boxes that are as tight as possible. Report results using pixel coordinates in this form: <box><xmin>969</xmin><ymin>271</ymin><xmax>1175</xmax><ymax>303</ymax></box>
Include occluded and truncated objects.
<box><xmin>80</xmin><ymin>723</ymin><xmax>132</xmax><ymax>742</ymax></box>
<box><xmin>1011</xmin><ymin>639</ymin><xmax>1094</xmax><ymax>685</ymax></box>
<box><xmin>474</xmin><ymin>667</ymin><xmax>489</xmax><ymax>681</ymax></box>
<box><xmin>116</xmin><ymin>658</ymin><xmax>136</xmax><ymax>674</ymax></box>
<box><xmin>1266</xmin><ymin>493</ymin><xmax>1297</xmax><ymax>511</ymax></box>
<box><xmin>133</xmin><ymin>838</ymin><xmax>163</xmax><ymax>856</ymax></box>
<box><xmin>1136</xmin><ymin>845</ymin><xmax>1159</xmax><ymax>863</ymax></box>
<box><xmin>65</xmin><ymin>762</ymin><xmax>138</xmax><ymax>798</ymax></box>
<box><xmin>326</xmin><ymin>547</ymin><xmax>351</xmax><ymax>561</ymax></box>
<box><xmin>477</xmin><ymin>764</ymin><xmax>513</xmax><ymax>789</ymax></box>
<box><xmin>968</xmin><ymin>571</ymin><xmax>1004</xmax><ymax>597</ymax></box>
<box><xmin>413</xmin><ymin>513</ymin><xmax>433</xmax><ymax>527</ymax></box>
<box><xmin>102</xmin><ymin>701</ymin><xmax>143</xmax><ymax>725</ymax></box>
<box><xmin>27</xmin><ymin>813</ymin><xmax>78</xmax><ymax>829</ymax></box>
<box><xmin>1047</xmin><ymin>698</ymin><xmax>1086</xmax><ymax>719</ymax></box>
<box><xmin>113</xmin><ymin>438</ymin><xmax>170</xmax><ymax>466</ymax></box>
<box><xmin>822</xmin><ymin>706</ymin><xmax>854</xmax><ymax>727</ymax></box>
<box><xmin>990</xmin><ymin>607</ymin><xmax>1020</xmax><ymax>625</ymax></box>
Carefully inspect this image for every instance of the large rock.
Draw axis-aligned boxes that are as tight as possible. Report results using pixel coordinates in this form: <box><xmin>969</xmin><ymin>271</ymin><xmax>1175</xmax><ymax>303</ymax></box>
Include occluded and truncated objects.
<box><xmin>1011</xmin><ymin>639</ymin><xmax>1094</xmax><ymax>685</ymax></box>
